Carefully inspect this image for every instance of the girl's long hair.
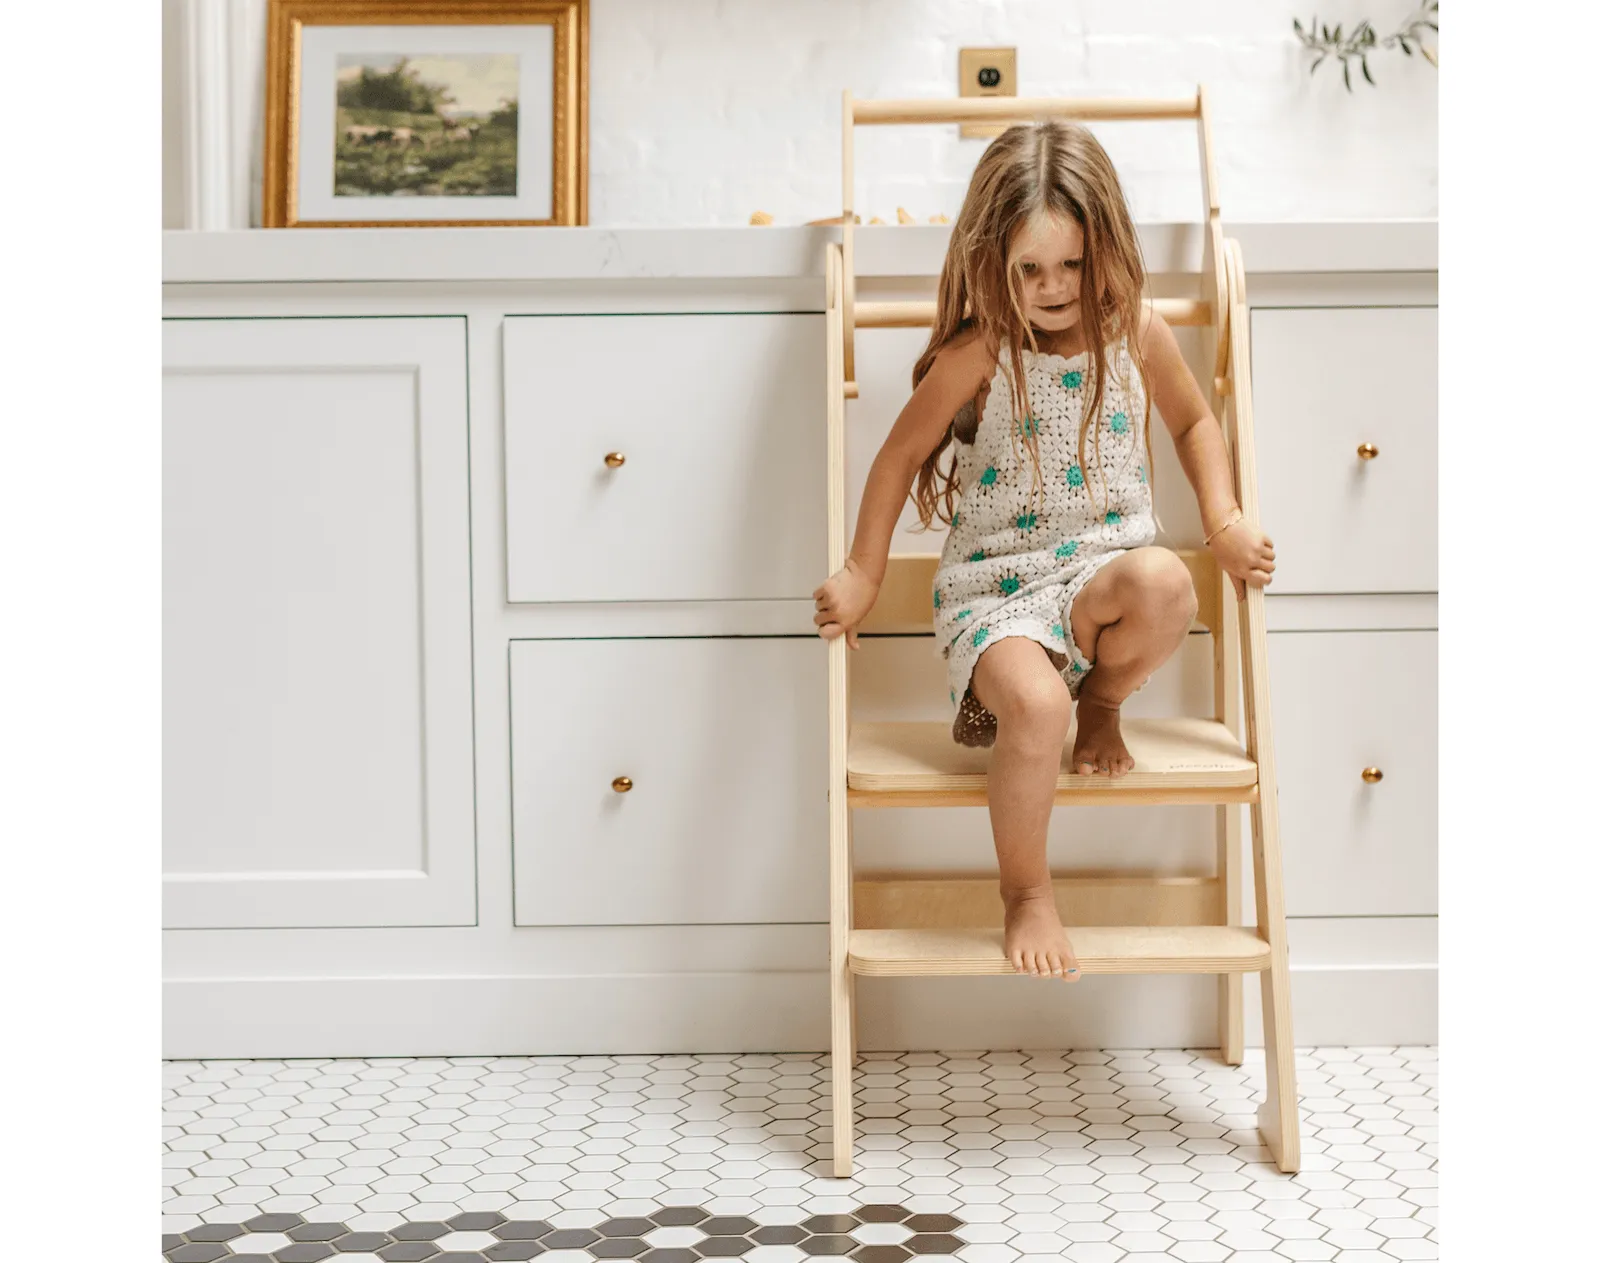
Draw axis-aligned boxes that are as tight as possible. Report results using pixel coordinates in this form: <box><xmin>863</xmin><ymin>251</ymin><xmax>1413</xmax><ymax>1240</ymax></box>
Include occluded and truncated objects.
<box><xmin>909</xmin><ymin>119</ymin><xmax>1159</xmax><ymax>532</ymax></box>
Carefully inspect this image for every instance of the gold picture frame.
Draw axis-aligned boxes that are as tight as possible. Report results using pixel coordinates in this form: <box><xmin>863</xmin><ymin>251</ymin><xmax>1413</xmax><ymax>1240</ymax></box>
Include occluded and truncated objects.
<box><xmin>264</xmin><ymin>0</ymin><xmax>588</xmax><ymax>227</ymax></box>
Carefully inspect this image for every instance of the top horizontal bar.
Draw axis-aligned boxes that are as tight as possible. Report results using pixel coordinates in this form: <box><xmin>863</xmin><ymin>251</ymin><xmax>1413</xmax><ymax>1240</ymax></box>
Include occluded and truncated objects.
<box><xmin>850</xmin><ymin>94</ymin><xmax>1202</xmax><ymax>125</ymax></box>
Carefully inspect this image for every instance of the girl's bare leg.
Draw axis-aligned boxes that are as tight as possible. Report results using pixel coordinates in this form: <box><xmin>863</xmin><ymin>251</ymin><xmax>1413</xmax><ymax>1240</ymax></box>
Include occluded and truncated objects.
<box><xmin>1068</xmin><ymin>547</ymin><xmax>1200</xmax><ymax>777</ymax></box>
<box><xmin>969</xmin><ymin>636</ymin><xmax>1080</xmax><ymax>981</ymax></box>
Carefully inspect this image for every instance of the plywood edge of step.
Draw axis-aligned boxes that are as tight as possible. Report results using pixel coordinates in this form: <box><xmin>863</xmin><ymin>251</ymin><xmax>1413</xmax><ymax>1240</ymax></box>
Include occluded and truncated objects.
<box><xmin>846</xmin><ymin>717</ymin><xmax>1257</xmax><ymax>796</ymax></box>
<box><xmin>849</xmin><ymin>925</ymin><xmax>1271</xmax><ymax>976</ymax></box>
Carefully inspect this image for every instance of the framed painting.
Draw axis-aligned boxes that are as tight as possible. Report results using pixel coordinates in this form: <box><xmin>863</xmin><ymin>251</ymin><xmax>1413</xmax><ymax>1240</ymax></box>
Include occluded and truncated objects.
<box><xmin>264</xmin><ymin>0</ymin><xmax>588</xmax><ymax>226</ymax></box>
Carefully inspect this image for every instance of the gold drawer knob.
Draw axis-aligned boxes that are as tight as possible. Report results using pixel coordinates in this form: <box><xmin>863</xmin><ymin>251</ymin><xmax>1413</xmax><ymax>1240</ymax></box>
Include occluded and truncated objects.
<box><xmin>611</xmin><ymin>776</ymin><xmax>634</xmax><ymax>793</ymax></box>
<box><xmin>1357</xmin><ymin>443</ymin><xmax>1379</xmax><ymax>460</ymax></box>
<box><xmin>604</xmin><ymin>451</ymin><xmax>627</xmax><ymax>468</ymax></box>
<box><xmin>1361</xmin><ymin>766</ymin><xmax>1384</xmax><ymax>784</ymax></box>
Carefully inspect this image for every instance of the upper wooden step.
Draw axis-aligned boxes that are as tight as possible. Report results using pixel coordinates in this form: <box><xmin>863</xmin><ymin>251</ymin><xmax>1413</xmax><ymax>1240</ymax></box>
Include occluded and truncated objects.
<box><xmin>850</xmin><ymin>924</ymin><xmax>1271</xmax><ymax>976</ymax></box>
<box><xmin>847</xmin><ymin>718</ymin><xmax>1257</xmax><ymax>806</ymax></box>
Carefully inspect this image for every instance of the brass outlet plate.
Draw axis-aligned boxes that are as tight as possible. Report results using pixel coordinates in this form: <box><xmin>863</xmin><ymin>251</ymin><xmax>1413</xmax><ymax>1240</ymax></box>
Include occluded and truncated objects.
<box><xmin>958</xmin><ymin>47</ymin><xmax>1017</xmax><ymax>139</ymax></box>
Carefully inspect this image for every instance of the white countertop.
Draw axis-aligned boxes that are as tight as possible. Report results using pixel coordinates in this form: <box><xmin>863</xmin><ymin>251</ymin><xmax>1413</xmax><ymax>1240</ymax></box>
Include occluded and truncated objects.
<box><xmin>163</xmin><ymin>220</ymin><xmax>1436</xmax><ymax>285</ymax></box>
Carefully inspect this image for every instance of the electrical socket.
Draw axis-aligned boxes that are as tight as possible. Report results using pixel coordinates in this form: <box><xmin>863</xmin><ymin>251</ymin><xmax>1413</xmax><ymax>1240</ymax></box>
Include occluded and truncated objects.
<box><xmin>958</xmin><ymin>47</ymin><xmax>1017</xmax><ymax>139</ymax></box>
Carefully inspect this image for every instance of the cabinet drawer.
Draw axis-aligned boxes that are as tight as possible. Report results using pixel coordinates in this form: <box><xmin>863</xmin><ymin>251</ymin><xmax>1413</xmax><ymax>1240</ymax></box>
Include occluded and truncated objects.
<box><xmin>510</xmin><ymin>636</ymin><xmax>828</xmax><ymax>925</ymax></box>
<box><xmin>503</xmin><ymin>313</ymin><xmax>828</xmax><ymax>603</ymax></box>
<box><xmin>1251</xmin><ymin>307</ymin><xmax>1436</xmax><ymax>594</ymax></box>
<box><xmin>1267</xmin><ymin>629</ymin><xmax>1436</xmax><ymax>916</ymax></box>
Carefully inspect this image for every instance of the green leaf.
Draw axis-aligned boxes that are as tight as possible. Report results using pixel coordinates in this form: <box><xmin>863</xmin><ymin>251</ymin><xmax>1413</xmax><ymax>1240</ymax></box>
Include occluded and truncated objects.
<box><xmin>1342</xmin><ymin>59</ymin><xmax>1352</xmax><ymax>90</ymax></box>
<box><xmin>1399</xmin><ymin>38</ymin><xmax>1412</xmax><ymax>55</ymax></box>
<box><xmin>1293</xmin><ymin>17</ymin><xmax>1303</xmax><ymax>34</ymax></box>
<box><xmin>1311</xmin><ymin>52</ymin><xmax>1327</xmax><ymax>71</ymax></box>
<box><xmin>1362</xmin><ymin>56</ymin><xmax>1375</xmax><ymax>85</ymax></box>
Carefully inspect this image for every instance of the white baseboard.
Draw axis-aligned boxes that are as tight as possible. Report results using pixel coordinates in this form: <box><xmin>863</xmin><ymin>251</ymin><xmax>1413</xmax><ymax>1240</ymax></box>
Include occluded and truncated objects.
<box><xmin>164</xmin><ymin>961</ymin><xmax>1436</xmax><ymax>1060</ymax></box>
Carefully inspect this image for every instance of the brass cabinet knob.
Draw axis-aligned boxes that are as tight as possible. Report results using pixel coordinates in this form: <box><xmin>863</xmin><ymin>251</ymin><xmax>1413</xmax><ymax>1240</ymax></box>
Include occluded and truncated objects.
<box><xmin>604</xmin><ymin>452</ymin><xmax>627</xmax><ymax>468</ymax></box>
<box><xmin>611</xmin><ymin>776</ymin><xmax>634</xmax><ymax>793</ymax></box>
<box><xmin>1357</xmin><ymin>443</ymin><xmax>1379</xmax><ymax>460</ymax></box>
<box><xmin>1361</xmin><ymin>766</ymin><xmax>1384</xmax><ymax>784</ymax></box>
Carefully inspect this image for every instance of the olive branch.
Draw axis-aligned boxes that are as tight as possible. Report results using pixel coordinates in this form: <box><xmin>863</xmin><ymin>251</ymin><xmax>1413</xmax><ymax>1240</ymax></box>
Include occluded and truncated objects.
<box><xmin>1294</xmin><ymin>1</ymin><xmax>1439</xmax><ymax>90</ymax></box>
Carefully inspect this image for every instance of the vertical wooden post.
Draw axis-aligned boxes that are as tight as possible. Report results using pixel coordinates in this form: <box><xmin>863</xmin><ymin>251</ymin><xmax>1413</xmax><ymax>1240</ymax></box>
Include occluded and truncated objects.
<box><xmin>1223</xmin><ymin>238</ymin><xmax>1301</xmax><ymax>1174</ymax></box>
<box><xmin>825</xmin><ymin>242</ymin><xmax>856</xmax><ymax>1176</ymax></box>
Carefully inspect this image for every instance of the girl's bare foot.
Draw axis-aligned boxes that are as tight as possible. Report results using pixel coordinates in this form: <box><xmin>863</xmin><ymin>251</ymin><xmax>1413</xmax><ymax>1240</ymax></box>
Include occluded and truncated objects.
<box><xmin>1071</xmin><ymin>688</ymin><xmax>1134</xmax><ymax>777</ymax></box>
<box><xmin>1001</xmin><ymin>884</ymin><xmax>1081</xmax><ymax>979</ymax></box>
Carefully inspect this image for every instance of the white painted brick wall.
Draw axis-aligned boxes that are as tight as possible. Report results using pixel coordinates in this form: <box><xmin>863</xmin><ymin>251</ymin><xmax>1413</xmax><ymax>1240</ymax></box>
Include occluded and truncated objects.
<box><xmin>171</xmin><ymin>0</ymin><xmax>1437</xmax><ymax>228</ymax></box>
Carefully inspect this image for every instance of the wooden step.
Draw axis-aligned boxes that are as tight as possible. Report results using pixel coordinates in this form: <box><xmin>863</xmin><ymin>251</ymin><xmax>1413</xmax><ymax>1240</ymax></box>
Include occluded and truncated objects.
<box><xmin>850</xmin><ymin>925</ymin><xmax>1271</xmax><ymax>977</ymax></box>
<box><xmin>847</xmin><ymin>718</ymin><xmax>1258</xmax><ymax>806</ymax></box>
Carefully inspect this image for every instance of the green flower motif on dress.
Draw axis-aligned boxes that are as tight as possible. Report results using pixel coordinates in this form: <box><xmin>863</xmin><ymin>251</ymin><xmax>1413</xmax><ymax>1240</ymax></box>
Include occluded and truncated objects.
<box><xmin>1015</xmin><ymin>512</ymin><xmax>1038</xmax><ymax>532</ymax></box>
<box><xmin>980</xmin><ymin>465</ymin><xmax>998</xmax><ymax>487</ymax></box>
<box><xmin>968</xmin><ymin>549</ymin><xmax>986</xmax><ymax>563</ymax></box>
<box><xmin>1061</xmin><ymin>370</ymin><xmax>1083</xmax><ymax>389</ymax></box>
<box><xmin>1110</xmin><ymin>411</ymin><xmax>1129</xmax><ymax>434</ymax></box>
<box><xmin>1015</xmin><ymin>415</ymin><xmax>1039</xmax><ymax>440</ymax></box>
<box><xmin>1050</xmin><ymin>621</ymin><xmax>1066</xmax><ymax>641</ymax></box>
<box><xmin>1070</xmin><ymin>660</ymin><xmax>1085</xmax><ymax>674</ymax></box>
<box><xmin>932</xmin><ymin>589</ymin><xmax>942</xmax><ymax>610</ymax></box>
<box><xmin>950</xmin><ymin>688</ymin><xmax>957</xmax><ymax>704</ymax></box>
<box><xmin>998</xmin><ymin>574</ymin><xmax>1021</xmax><ymax>596</ymax></box>
<box><xmin>1065</xmin><ymin>463</ymin><xmax>1084</xmax><ymax>488</ymax></box>
<box><xmin>956</xmin><ymin>608</ymin><xmax>972</xmax><ymax>620</ymax></box>
<box><xmin>1055</xmin><ymin>539</ymin><xmax>1079</xmax><ymax>559</ymax></box>
<box><xmin>1137</xmin><ymin>467</ymin><xmax>1146</xmax><ymax>483</ymax></box>
<box><xmin>952</xmin><ymin>510</ymin><xmax>961</xmax><ymax>527</ymax></box>
<box><xmin>973</xmin><ymin>626</ymin><xmax>990</xmax><ymax>648</ymax></box>
<box><xmin>1105</xmin><ymin>510</ymin><xmax>1122</xmax><ymax>525</ymax></box>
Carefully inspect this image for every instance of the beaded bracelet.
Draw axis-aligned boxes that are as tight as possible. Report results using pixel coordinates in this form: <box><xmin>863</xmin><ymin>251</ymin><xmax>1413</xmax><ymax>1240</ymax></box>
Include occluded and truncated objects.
<box><xmin>1204</xmin><ymin>507</ymin><xmax>1244</xmax><ymax>546</ymax></box>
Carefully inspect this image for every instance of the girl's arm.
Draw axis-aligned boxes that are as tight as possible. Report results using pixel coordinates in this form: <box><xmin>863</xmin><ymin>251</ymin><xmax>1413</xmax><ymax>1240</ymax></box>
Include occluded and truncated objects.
<box><xmin>846</xmin><ymin>334</ymin><xmax>993</xmax><ymax>585</ymax></box>
<box><xmin>1139</xmin><ymin>307</ymin><xmax>1276</xmax><ymax>596</ymax></box>
<box><xmin>815</xmin><ymin>334</ymin><xmax>992</xmax><ymax>646</ymax></box>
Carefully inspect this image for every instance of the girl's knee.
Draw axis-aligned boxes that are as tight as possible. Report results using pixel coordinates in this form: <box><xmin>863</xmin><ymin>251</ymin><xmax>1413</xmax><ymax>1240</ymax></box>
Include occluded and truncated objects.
<box><xmin>1123</xmin><ymin>549</ymin><xmax>1198</xmax><ymax>623</ymax></box>
<box><xmin>973</xmin><ymin>639</ymin><xmax>1074</xmax><ymax>731</ymax></box>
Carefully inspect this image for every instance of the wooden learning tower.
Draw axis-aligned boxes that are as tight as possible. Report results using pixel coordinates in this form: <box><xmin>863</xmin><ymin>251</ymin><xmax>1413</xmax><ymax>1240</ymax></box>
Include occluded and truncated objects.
<box><xmin>821</xmin><ymin>88</ymin><xmax>1301</xmax><ymax>1177</ymax></box>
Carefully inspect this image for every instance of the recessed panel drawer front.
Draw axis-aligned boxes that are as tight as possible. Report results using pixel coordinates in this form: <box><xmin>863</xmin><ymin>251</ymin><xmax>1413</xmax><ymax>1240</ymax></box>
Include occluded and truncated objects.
<box><xmin>1251</xmin><ymin>307</ymin><xmax>1437</xmax><ymax>594</ymax></box>
<box><xmin>510</xmin><ymin>636</ymin><xmax>828</xmax><ymax>925</ymax></box>
<box><xmin>1268</xmin><ymin>629</ymin><xmax>1437</xmax><ymax>916</ymax></box>
<box><xmin>503</xmin><ymin>313</ymin><xmax>828</xmax><ymax>602</ymax></box>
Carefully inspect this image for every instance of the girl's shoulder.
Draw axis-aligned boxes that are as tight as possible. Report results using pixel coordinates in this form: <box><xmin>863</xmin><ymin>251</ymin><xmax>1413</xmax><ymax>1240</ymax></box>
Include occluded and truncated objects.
<box><xmin>934</xmin><ymin>326</ymin><xmax>1001</xmax><ymax>388</ymax></box>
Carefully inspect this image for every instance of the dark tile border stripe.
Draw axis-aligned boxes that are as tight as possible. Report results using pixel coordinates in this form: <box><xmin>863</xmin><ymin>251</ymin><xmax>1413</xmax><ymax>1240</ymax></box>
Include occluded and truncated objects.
<box><xmin>164</xmin><ymin>1203</ymin><xmax>968</xmax><ymax>1262</ymax></box>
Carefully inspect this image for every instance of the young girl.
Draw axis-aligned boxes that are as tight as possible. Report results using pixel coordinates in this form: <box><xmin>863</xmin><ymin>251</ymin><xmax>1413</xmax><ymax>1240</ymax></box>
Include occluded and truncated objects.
<box><xmin>812</xmin><ymin>120</ymin><xmax>1277</xmax><ymax>982</ymax></box>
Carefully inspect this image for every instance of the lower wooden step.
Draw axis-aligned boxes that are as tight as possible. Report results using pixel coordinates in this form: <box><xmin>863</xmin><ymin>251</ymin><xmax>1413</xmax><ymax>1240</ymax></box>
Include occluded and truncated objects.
<box><xmin>849</xmin><ymin>925</ymin><xmax>1272</xmax><ymax>976</ymax></box>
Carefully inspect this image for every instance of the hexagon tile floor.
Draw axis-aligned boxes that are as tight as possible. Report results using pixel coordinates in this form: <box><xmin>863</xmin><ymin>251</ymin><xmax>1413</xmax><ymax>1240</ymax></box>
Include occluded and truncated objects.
<box><xmin>163</xmin><ymin>1046</ymin><xmax>1437</xmax><ymax>1263</ymax></box>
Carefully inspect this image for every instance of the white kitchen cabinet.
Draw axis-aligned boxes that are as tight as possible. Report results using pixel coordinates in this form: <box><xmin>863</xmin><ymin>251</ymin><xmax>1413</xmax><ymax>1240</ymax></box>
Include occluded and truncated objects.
<box><xmin>1268</xmin><ymin>629</ymin><xmax>1438</xmax><ymax>916</ymax></box>
<box><xmin>162</xmin><ymin>317</ymin><xmax>476</xmax><ymax>929</ymax></box>
<box><xmin>161</xmin><ymin>225</ymin><xmax>1439</xmax><ymax>1056</ymax></box>
<box><xmin>502</xmin><ymin>313</ymin><xmax>829</xmax><ymax>603</ymax></box>
<box><xmin>509</xmin><ymin>635</ymin><xmax>830</xmax><ymax>925</ymax></box>
<box><xmin>1251</xmin><ymin>306</ymin><xmax>1437</xmax><ymax>594</ymax></box>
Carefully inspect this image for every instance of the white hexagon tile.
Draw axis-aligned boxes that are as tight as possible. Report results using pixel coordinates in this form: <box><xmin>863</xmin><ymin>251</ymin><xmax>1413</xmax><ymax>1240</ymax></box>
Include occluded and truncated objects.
<box><xmin>162</xmin><ymin>1046</ymin><xmax>1437</xmax><ymax>1263</ymax></box>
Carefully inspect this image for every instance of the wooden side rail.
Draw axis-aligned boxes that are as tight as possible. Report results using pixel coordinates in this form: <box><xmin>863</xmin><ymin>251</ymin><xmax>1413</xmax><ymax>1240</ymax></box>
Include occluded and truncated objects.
<box><xmin>851</xmin><ymin>95</ymin><xmax>1202</xmax><ymax>125</ymax></box>
<box><xmin>854</xmin><ymin>297</ymin><xmax>1212</xmax><ymax>330</ymax></box>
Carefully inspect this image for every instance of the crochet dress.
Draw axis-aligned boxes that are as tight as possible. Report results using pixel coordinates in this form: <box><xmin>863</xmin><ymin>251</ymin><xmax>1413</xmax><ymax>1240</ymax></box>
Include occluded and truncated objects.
<box><xmin>933</xmin><ymin>336</ymin><xmax>1157</xmax><ymax>748</ymax></box>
